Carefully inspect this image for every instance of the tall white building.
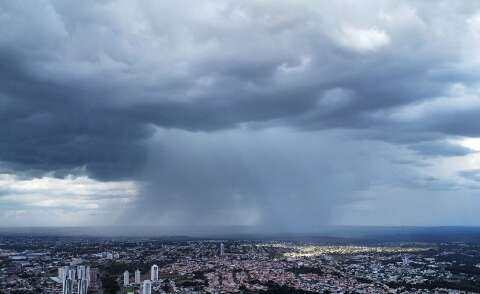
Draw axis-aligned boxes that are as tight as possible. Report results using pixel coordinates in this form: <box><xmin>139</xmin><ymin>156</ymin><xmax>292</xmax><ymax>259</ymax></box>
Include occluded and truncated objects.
<box><xmin>62</xmin><ymin>278</ymin><xmax>74</xmax><ymax>294</ymax></box>
<box><xmin>402</xmin><ymin>256</ymin><xmax>410</xmax><ymax>266</ymax></box>
<box><xmin>61</xmin><ymin>265</ymin><xmax>90</xmax><ymax>294</ymax></box>
<box><xmin>85</xmin><ymin>266</ymin><xmax>91</xmax><ymax>287</ymax></box>
<box><xmin>142</xmin><ymin>280</ymin><xmax>152</xmax><ymax>294</ymax></box>
<box><xmin>68</xmin><ymin>269</ymin><xmax>76</xmax><ymax>280</ymax></box>
<box><xmin>220</xmin><ymin>242</ymin><xmax>225</xmax><ymax>256</ymax></box>
<box><xmin>58</xmin><ymin>267</ymin><xmax>65</xmax><ymax>280</ymax></box>
<box><xmin>78</xmin><ymin>278</ymin><xmax>88</xmax><ymax>294</ymax></box>
<box><xmin>77</xmin><ymin>266</ymin><xmax>86</xmax><ymax>280</ymax></box>
<box><xmin>135</xmin><ymin>269</ymin><xmax>141</xmax><ymax>284</ymax></box>
<box><xmin>123</xmin><ymin>270</ymin><xmax>130</xmax><ymax>286</ymax></box>
<box><xmin>150</xmin><ymin>264</ymin><xmax>159</xmax><ymax>282</ymax></box>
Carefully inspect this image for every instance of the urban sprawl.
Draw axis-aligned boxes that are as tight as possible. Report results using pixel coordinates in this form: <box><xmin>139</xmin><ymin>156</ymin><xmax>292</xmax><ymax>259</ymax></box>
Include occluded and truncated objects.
<box><xmin>2</xmin><ymin>235</ymin><xmax>480</xmax><ymax>293</ymax></box>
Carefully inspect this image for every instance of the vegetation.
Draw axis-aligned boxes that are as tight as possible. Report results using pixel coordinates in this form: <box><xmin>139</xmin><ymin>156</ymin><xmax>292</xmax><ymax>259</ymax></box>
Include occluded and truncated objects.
<box><xmin>387</xmin><ymin>279</ymin><xmax>480</xmax><ymax>292</ymax></box>
<box><xmin>355</xmin><ymin>277</ymin><xmax>373</xmax><ymax>284</ymax></box>
<box><xmin>101</xmin><ymin>274</ymin><xmax>120</xmax><ymax>294</ymax></box>
<box><xmin>261</xmin><ymin>283</ymin><xmax>314</xmax><ymax>294</ymax></box>
<box><xmin>287</xmin><ymin>266</ymin><xmax>325</xmax><ymax>276</ymax></box>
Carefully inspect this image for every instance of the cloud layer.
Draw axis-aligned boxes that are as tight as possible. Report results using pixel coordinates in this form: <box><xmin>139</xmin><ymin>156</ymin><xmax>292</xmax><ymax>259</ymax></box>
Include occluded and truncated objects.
<box><xmin>1</xmin><ymin>1</ymin><xmax>480</xmax><ymax>228</ymax></box>
<box><xmin>0</xmin><ymin>174</ymin><xmax>137</xmax><ymax>226</ymax></box>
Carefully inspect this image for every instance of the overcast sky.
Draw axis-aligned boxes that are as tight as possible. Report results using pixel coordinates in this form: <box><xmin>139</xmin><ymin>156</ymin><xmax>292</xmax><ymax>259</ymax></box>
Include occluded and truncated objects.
<box><xmin>1</xmin><ymin>0</ymin><xmax>480</xmax><ymax>229</ymax></box>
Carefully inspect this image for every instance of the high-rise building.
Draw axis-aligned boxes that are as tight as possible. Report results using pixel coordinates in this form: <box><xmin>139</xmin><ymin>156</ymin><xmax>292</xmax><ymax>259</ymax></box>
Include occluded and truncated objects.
<box><xmin>135</xmin><ymin>269</ymin><xmax>141</xmax><ymax>284</ymax></box>
<box><xmin>62</xmin><ymin>278</ymin><xmax>74</xmax><ymax>294</ymax></box>
<box><xmin>123</xmin><ymin>270</ymin><xmax>130</xmax><ymax>286</ymax></box>
<box><xmin>90</xmin><ymin>268</ymin><xmax>98</xmax><ymax>284</ymax></box>
<box><xmin>220</xmin><ymin>242</ymin><xmax>225</xmax><ymax>256</ymax></box>
<box><xmin>61</xmin><ymin>265</ymin><xmax>91</xmax><ymax>294</ymax></box>
<box><xmin>142</xmin><ymin>280</ymin><xmax>152</xmax><ymax>294</ymax></box>
<box><xmin>150</xmin><ymin>265</ymin><xmax>159</xmax><ymax>282</ymax></box>
<box><xmin>58</xmin><ymin>267</ymin><xmax>65</xmax><ymax>280</ymax></box>
<box><xmin>78</xmin><ymin>278</ymin><xmax>88</xmax><ymax>294</ymax></box>
<box><xmin>402</xmin><ymin>256</ymin><xmax>410</xmax><ymax>266</ymax></box>
<box><xmin>68</xmin><ymin>269</ymin><xmax>76</xmax><ymax>280</ymax></box>
<box><xmin>85</xmin><ymin>266</ymin><xmax>91</xmax><ymax>287</ymax></box>
<box><xmin>77</xmin><ymin>266</ymin><xmax>86</xmax><ymax>280</ymax></box>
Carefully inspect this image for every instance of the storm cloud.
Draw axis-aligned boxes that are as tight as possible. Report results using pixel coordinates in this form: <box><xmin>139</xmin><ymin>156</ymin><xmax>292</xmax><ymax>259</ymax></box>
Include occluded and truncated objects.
<box><xmin>1</xmin><ymin>0</ymin><xmax>480</xmax><ymax>228</ymax></box>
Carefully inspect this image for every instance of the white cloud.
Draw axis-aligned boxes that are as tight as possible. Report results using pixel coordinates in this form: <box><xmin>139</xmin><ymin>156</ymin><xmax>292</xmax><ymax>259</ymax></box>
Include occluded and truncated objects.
<box><xmin>0</xmin><ymin>174</ymin><xmax>138</xmax><ymax>226</ymax></box>
<box><xmin>456</xmin><ymin>138</ymin><xmax>480</xmax><ymax>152</ymax></box>
<box><xmin>468</xmin><ymin>11</ymin><xmax>480</xmax><ymax>35</ymax></box>
<box><xmin>336</xmin><ymin>26</ymin><xmax>391</xmax><ymax>53</ymax></box>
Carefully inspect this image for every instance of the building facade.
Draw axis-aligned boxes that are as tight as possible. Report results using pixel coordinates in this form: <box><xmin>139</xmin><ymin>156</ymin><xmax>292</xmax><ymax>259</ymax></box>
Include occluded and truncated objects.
<box><xmin>142</xmin><ymin>280</ymin><xmax>152</xmax><ymax>294</ymax></box>
<box><xmin>135</xmin><ymin>269</ymin><xmax>141</xmax><ymax>284</ymax></box>
<box><xmin>124</xmin><ymin>270</ymin><xmax>130</xmax><ymax>286</ymax></box>
<box><xmin>151</xmin><ymin>264</ymin><xmax>159</xmax><ymax>282</ymax></box>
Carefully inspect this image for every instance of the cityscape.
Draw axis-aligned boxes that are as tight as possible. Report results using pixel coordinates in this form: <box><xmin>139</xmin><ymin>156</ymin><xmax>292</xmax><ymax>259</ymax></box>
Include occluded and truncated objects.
<box><xmin>2</xmin><ymin>229</ymin><xmax>480</xmax><ymax>293</ymax></box>
<box><xmin>3</xmin><ymin>0</ymin><xmax>480</xmax><ymax>293</ymax></box>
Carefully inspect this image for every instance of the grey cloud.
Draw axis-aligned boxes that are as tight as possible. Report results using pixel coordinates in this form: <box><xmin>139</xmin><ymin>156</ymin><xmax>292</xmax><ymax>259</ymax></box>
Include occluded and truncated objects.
<box><xmin>123</xmin><ymin>129</ymin><xmax>414</xmax><ymax>229</ymax></box>
<box><xmin>0</xmin><ymin>1</ymin><xmax>479</xmax><ymax>180</ymax></box>
<box><xmin>1</xmin><ymin>1</ymin><xmax>480</xmax><ymax>227</ymax></box>
<box><xmin>409</xmin><ymin>141</ymin><xmax>476</xmax><ymax>157</ymax></box>
<box><xmin>390</xmin><ymin>159</ymin><xmax>431</xmax><ymax>168</ymax></box>
<box><xmin>458</xmin><ymin>169</ymin><xmax>480</xmax><ymax>183</ymax></box>
<box><xmin>408</xmin><ymin>176</ymin><xmax>459</xmax><ymax>191</ymax></box>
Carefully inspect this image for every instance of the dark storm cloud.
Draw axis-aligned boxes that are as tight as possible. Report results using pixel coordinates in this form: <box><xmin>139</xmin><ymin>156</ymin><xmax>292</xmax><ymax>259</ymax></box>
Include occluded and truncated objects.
<box><xmin>125</xmin><ymin>128</ymin><xmax>409</xmax><ymax>229</ymax></box>
<box><xmin>2</xmin><ymin>1</ymin><xmax>480</xmax><ymax>226</ymax></box>
<box><xmin>1</xmin><ymin>0</ymin><xmax>479</xmax><ymax>180</ymax></box>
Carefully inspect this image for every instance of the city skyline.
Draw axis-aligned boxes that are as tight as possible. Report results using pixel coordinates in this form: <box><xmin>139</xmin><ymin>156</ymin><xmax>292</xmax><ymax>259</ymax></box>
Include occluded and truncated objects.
<box><xmin>1</xmin><ymin>1</ymin><xmax>480</xmax><ymax>230</ymax></box>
